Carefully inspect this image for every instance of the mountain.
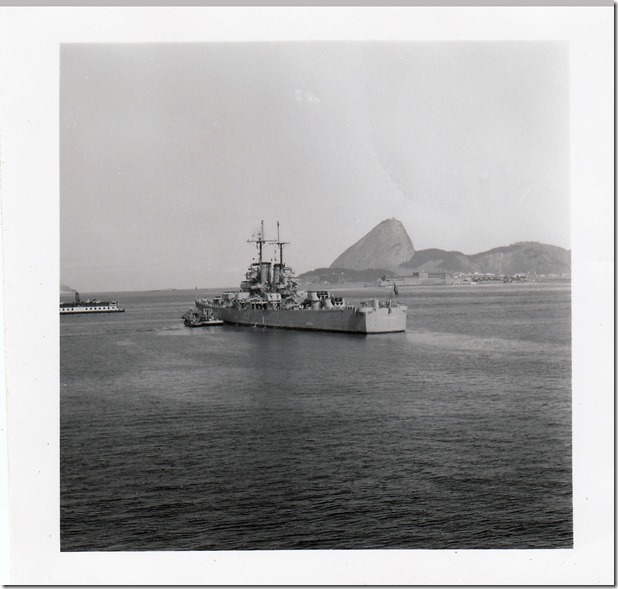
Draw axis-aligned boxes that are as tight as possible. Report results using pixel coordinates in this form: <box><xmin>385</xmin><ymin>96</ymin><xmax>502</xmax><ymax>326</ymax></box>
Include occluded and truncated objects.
<box><xmin>329</xmin><ymin>218</ymin><xmax>415</xmax><ymax>272</ymax></box>
<box><xmin>299</xmin><ymin>218</ymin><xmax>571</xmax><ymax>283</ymax></box>
<box><xmin>469</xmin><ymin>242</ymin><xmax>571</xmax><ymax>276</ymax></box>
<box><xmin>398</xmin><ymin>248</ymin><xmax>482</xmax><ymax>273</ymax></box>
<box><xmin>400</xmin><ymin>242</ymin><xmax>570</xmax><ymax>276</ymax></box>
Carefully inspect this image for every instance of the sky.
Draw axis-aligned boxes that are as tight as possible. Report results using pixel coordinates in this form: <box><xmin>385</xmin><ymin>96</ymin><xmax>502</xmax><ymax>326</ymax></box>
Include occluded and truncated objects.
<box><xmin>61</xmin><ymin>42</ymin><xmax>569</xmax><ymax>291</ymax></box>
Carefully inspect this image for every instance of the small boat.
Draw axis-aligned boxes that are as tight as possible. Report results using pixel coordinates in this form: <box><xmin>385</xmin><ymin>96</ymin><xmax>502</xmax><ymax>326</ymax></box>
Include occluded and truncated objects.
<box><xmin>182</xmin><ymin>309</ymin><xmax>224</xmax><ymax>327</ymax></box>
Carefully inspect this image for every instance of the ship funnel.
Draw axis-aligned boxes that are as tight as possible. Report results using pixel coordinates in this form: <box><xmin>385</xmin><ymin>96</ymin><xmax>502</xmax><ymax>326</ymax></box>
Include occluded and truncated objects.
<box><xmin>273</xmin><ymin>264</ymin><xmax>281</xmax><ymax>288</ymax></box>
<box><xmin>260</xmin><ymin>262</ymin><xmax>272</xmax><ymax>287</ymax></box>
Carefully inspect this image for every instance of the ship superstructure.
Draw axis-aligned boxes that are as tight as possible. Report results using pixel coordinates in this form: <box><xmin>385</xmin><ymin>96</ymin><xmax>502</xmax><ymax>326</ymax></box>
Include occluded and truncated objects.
<box><xmin>194</xmin><ymin>222</ymin><xmax>407</xmax><ymax>334</ymax></box>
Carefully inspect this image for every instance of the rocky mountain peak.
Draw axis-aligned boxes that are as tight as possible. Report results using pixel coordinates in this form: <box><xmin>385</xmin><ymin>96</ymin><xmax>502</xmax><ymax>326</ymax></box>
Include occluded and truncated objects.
<box><xmin>329</xmin><ymin>218</ymin><xmax>415</xmax><ymax>271</ymax></box>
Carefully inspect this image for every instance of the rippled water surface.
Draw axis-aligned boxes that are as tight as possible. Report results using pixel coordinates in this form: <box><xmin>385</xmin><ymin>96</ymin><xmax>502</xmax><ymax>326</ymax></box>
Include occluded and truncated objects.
<box><xmin>60</xmin><ymin>284</ymin><xmax>571</xmax><ymax>550</ymax></box>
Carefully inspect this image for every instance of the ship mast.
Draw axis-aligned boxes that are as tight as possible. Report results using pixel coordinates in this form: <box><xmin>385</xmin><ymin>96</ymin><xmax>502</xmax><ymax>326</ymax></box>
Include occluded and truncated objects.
<box><xmin>248</xmin><ymin>220</ymin><xmax>267</xmax><ymax>264</ymax></box>
<box><xmin>247</xmin><ymin>220</ymin><xmax>279</xmax><ymax>289</ymax></box>
<box><xmin>275</xmin><ymin>221</ymin><xmax>289</xmax><ymax>267</ymax></box>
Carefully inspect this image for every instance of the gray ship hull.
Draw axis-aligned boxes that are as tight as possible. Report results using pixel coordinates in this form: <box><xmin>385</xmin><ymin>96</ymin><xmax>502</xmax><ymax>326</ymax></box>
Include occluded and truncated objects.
<box><xmin>201</xmin><ymin>304</ymin><xmax>407</xmax><ymax>334</ymax></box>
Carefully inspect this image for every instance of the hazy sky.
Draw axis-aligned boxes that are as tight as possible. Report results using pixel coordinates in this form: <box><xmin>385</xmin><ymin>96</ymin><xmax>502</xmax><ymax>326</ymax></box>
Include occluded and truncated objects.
<box><xmin>61</xmin><ymin>42</ymin><xmax>569</xmax><ymax>291</ymax></box>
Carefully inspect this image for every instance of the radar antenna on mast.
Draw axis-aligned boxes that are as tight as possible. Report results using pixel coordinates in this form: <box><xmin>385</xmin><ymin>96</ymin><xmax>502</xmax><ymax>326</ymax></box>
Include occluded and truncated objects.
<box><xmin>247</xmin><ymin>220</ymin><xmax>275</xmax><ymax>264</ymax></box>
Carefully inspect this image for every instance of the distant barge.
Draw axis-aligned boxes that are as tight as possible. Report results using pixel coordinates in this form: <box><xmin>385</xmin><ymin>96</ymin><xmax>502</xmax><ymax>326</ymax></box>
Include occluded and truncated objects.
<box><xmin>60</xmin><ymin>292</ymin><xmax>125</xmax><ymax>314</ymax></box>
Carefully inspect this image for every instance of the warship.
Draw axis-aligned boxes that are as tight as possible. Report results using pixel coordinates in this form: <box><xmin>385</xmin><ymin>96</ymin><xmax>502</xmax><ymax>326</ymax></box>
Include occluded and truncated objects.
<box><xmin>194</xmin><ymin>222</ymin><xmax>407</xmax><ymax>334</ymax></box>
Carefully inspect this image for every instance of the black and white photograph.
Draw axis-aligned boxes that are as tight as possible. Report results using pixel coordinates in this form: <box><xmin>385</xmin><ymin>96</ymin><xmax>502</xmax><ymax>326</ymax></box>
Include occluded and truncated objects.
<box><xmin>1</xmin><ymin>5</ymin><xmax>613</xmax><ymax>585</ymax></box>
<box><xmin>59</xmin><ymin>40</ymin><xmax>573</xmax><ymax>551</ymax></box>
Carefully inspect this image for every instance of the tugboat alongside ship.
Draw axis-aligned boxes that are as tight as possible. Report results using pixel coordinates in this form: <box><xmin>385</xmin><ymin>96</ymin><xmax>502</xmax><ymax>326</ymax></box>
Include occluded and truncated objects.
<box><xmin>182</xmin><ymin>308</ymin><xmax>224</xmax><ymax>327</ymax></box>
<box><xmin>191</xmin><ymin>222</ymin><xmax>407</xmax><ymax>334</ymax></box>
<box><xmin>60</xmin><ymin>292</ymin><xmax>125</xmax><ymax>314</ymax></box>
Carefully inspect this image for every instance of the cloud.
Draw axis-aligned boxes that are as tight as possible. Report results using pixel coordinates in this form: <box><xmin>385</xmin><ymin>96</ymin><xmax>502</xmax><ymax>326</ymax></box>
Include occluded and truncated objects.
<box><xmin>295</xmin><ymin>88</ymin><xmax>321</xmax><ymax>104</ymax></box>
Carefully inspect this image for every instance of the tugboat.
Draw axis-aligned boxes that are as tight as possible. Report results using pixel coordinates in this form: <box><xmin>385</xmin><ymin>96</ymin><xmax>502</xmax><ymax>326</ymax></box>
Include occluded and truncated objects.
<box><xmin>60</xmin><ymin>292</ymin><xmax>125</xmax><ymax>314</ymax></box>
<box><xmin>195</xmin><ymin>222</ymin><xmax>407</xmax><ymax>334</ymax></box>
<box><xmin>182</xmin><ymin>308</ymin><xmax>224</xmax><ymax>327</ymax></box>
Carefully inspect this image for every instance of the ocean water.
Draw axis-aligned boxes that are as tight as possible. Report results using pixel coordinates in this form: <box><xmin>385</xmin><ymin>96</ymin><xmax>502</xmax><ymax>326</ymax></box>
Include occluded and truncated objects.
<box><xmin>60</xmin><ymin>283</ymin><xmax>572</xmax><ymax>550</ymax></box>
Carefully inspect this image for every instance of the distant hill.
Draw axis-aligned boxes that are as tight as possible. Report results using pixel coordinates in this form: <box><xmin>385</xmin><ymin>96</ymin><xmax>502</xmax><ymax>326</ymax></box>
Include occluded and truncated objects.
<box><xmin>300</xmin><ymin>219</ymin><xmax>570</xmax><ymax>283</ymax></box>
<box><xmin>298</xmin><ymin>267</ymin><xmax>395</xmax><ymax>284</ymax></box>
<box><xmin>399</xmin><ymin>248</ymin><xmax>482</xmax><ymax>273</ymax></box>
<box><xmin>468</xmin><ymin>242</ymin><xmax>571</xmax><ymax>276</ymax></box>
<box><xmin>400</xmin><ymin>242</ymin><xmax>570</xmax><ymax>276</ymax></box>
<box><xmin>330</xmin><ymin>218</ymin><xmax>415</xmax><ymax>271</ymax></box>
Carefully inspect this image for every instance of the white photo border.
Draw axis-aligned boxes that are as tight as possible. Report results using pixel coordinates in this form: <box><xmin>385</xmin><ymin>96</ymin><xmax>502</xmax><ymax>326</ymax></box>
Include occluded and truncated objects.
<box><xmin>0</xmin><ymin>6</ymin><xmax>613</xmax><ymax>585</ymax></box>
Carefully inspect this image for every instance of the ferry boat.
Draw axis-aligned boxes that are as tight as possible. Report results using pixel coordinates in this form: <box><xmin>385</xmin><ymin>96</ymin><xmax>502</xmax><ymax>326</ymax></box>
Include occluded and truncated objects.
<box><xmin>60</xmin><ymin>292</ymin><xmax>125</xmax><ymax>314</ymax></box>
<box><xmin>194</xmin><ymin>222</ymin><xmax>407</xmax><ymax>334</ymax></box>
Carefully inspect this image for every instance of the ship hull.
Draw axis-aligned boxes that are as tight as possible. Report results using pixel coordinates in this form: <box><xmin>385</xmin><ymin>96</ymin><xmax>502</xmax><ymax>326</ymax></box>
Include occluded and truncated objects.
<box><xmin>201</xmin><ymin>305</ymin><xmax>406</xmax><ymax>334</ymax></box>
<box><xmin>184</xmin><ymin>319</ymin><xmax>225</xmax><ymax>327</ymax></box>
<box><xmin>60</xmin><ymin>306</ymin><xmax>125</xmax><ymax>314</ymax></box>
